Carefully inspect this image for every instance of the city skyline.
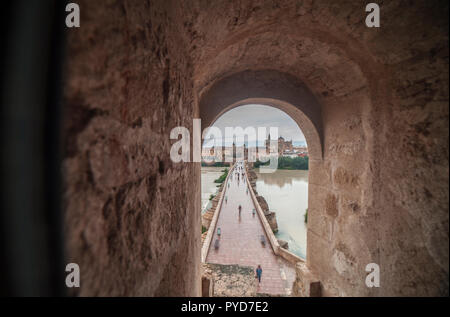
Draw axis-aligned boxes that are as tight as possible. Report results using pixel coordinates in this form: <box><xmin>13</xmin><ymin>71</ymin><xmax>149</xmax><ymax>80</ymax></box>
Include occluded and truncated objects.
<box><xmin>202</xmin><ymin>104</ymin><xmax>307</xmax><ymax>148</ymax></box>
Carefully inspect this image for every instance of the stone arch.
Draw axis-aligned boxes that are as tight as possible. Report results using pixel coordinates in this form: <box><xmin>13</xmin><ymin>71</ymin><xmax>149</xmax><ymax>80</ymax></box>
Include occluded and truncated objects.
<box><xmin>58</xmin><ymin>0</ymin><xmax>448</xmax><ymax>297</ymax></box>
<box><xmin>199</xmin><ymin>69</ymin><xmax>324</xmax><ymax>160</ymax></box>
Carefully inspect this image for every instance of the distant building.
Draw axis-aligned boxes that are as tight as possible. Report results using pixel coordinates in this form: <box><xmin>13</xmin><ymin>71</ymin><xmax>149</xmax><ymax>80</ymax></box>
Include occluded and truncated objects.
<box><xmin>265</xmin><ymin>134</ymin><xmax>295</xmax><ymax>156</ymax></box>
<box><xmin>294</xmin><ymin>146</ymin><xmax>308</xmax><ymax>157</ymax></box>
<box><xmin>201</xmin><ymin>142</ymin><xmax>250</xmax><ymax>163</ymax></box>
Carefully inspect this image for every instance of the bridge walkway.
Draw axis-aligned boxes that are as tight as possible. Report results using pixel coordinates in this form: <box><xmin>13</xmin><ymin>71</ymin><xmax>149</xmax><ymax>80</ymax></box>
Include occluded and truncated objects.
<box><xmin>206</xmin><ymin>162</ymin><xmax>295</xmax><ymax>295</ymax></box>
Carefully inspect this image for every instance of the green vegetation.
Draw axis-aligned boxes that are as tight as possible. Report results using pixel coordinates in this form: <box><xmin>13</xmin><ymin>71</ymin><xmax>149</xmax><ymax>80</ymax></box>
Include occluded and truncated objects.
<box><xmin>201</xmin><ymin>161</ymin><xmax>229</xmax><ymax>167</ymax></box>
<box><xmin>214</xmin><ymin>168</ymin><xmax>229</xmax><ymax>183</ymax></box>
<box><xmin>304</xmin><ymin>208</ymin><xmax>308</xmax><ymax>223</ymax></box>
<box><xmin>202</xmin><ymin>226</ymin><xmax>207</xmax><ymax>234</ymax></box>
<box><xmin>254</xmin><ymin>156</ymin><xmax>309</xmax><ymax>170</ymax></box>
<box><xmin>209</xmin><ymin>194</ymin><xmax>215</xmax><ymax>200</ymax></box>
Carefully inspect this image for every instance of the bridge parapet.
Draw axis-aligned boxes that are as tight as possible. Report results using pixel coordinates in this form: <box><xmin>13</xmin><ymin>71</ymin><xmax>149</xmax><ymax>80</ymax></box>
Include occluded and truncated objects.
<box><xmin>201</xmin><ymin>163</ymin><xmax>236</xmax><ymax>262</ymax></box>
<box><xmin>244</xmin><ymin>162</ymin><xmax>305</xmax><ymax>266</ymax></box>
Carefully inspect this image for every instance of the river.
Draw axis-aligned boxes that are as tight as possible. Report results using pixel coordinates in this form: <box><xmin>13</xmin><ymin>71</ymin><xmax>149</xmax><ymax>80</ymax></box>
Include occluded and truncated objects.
<box><xmin>201</xmin><ymin>167</ymin><xmax>225</xmax><ymax>214</ymax></box>
<box><xmin>255</xmin><ymin>169</ymin><xmax>308</xmax><ymax>259</ymax></box>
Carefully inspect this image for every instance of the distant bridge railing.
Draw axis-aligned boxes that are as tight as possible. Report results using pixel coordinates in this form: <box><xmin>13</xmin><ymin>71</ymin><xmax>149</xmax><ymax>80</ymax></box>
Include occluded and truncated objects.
<box><xmin>201</xmin><ymin>163</ymin><xmax>236</xmax><ymax>263</ymax></box>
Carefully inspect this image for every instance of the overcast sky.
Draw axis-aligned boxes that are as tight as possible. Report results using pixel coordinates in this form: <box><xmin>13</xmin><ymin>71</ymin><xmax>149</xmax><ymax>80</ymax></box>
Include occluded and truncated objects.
<box><xmin>203</xmin><ymin>104</ymin><xmax>306</xmax><ymax>147</ymax></box>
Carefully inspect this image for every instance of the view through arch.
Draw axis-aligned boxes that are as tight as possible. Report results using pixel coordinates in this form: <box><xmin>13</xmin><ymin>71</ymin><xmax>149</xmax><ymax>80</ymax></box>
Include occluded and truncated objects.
<box><xmin>200</xmin><ymin>104</ymin><xmax>311</xmax><ymax>295</ymax></box>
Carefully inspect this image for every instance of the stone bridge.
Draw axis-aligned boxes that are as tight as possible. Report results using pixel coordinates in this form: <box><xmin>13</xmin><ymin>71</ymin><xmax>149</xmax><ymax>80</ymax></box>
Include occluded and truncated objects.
<box><xmin>202</xmin><ymin>162</ymin><xmax>299</xmax><ymax>295</ymax></box>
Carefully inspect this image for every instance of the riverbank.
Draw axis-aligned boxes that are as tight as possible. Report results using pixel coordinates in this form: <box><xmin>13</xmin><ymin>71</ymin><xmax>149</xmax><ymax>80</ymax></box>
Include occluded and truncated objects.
<box><xmin>201</xmin><ymin>167</ymin><xmax>225</xmax><ymax>214</ymax></box>
<box><xmin>254</xmin><ymin>156</ymin><xmax>309</xmax><ymax>170</ymax></box>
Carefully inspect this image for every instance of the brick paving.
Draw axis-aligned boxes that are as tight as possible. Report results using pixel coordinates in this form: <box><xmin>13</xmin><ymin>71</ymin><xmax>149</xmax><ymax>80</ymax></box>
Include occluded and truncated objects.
<box><xmin>206</xmin><ymin>162</ymin><xmax>294</xmax><ymax>295</ymax></box>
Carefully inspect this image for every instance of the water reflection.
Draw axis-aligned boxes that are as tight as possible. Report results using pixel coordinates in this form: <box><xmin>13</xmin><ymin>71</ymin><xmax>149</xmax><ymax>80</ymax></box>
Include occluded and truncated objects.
<box><xmin>254</xmin><ymin>173</ymin><xmax>299</xmax><ymax>187</ymax></box>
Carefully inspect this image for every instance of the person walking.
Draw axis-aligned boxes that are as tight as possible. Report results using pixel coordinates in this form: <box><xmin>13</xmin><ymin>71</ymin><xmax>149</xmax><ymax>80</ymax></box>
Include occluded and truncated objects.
<box><xmin>256</xmin><ymin>265</ymin><xmax>262</xmax><ymax>283</ymax></box>
<box><xmin>252</xmin><ymin>208</ymin><xmax>256</xmax><ymax>217</ymax></box>
<box><xmin>246</xmin><ymin>188</ymin><xmax>248</xmax><ymax>195</ymax></box>
<box><xmin>225</xmin><ymin>195</ymin><xmax>228</xmax><ymax>204</ymax></box>
<box><xmin>217</xmin><ymin>227</ymin><xmax>221</xmax><ymax>239</ymax></box>
<box><xmin>238</xmin><ymin>204</ymin><xmax>242</xmax><ymax>216</ymax></box>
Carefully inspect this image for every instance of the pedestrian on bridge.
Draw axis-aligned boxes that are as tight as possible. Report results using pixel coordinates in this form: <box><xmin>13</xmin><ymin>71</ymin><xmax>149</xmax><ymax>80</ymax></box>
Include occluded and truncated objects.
<box><xmin>256</xmin><ymin>265</ymin><xmax>263</xmax><ymax>283</ymax></box>
<box><xmin>217</xmin><ymin>227</ymin><xmax>221</xmax><ymax>239</ymax></box>
<box><xmin>238</xmin><ymin>204</ymin><xmax>242</xmax><ymax>216</ymax></box>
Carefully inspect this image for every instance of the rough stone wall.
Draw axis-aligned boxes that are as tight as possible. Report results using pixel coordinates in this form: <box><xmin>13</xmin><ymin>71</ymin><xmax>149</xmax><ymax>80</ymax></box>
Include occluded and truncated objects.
<box><xmin>375</xmin><ymin>1</ymin><xmax>449</xmax><ymax>295</ymax></box>
<box><xmin>183</xmin><ymin>0</ymin><xmax>448</xmax><ymax>296</ymax></box>
<box><xmin>62</xmin><ymin>0</ymin><xmax>448</xmax><ymax>296</ymax></box>
<box><xmin>292</xmin><ymin>262</ymin><xmax>321</xmax><ymax>297</ymax></box>
<box><xmin>62</xmin><ymin>0</ymin><xmax>200</xmax><ymax>296</ymax></box>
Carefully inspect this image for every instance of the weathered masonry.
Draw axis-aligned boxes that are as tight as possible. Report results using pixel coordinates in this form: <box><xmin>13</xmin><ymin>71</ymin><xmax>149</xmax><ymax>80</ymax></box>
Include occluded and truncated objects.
<box><xmin>62</xmin><ymin>0</ymin><xmax>448</xmax><ymax>296</ymax></box>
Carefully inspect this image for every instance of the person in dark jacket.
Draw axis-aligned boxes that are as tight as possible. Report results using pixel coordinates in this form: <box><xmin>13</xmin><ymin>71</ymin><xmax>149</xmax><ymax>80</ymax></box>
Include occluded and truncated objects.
<box><xmin>256</xmin><ymin>265</ymin><xmax>262</xmax><ymax>283</ymax></box>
